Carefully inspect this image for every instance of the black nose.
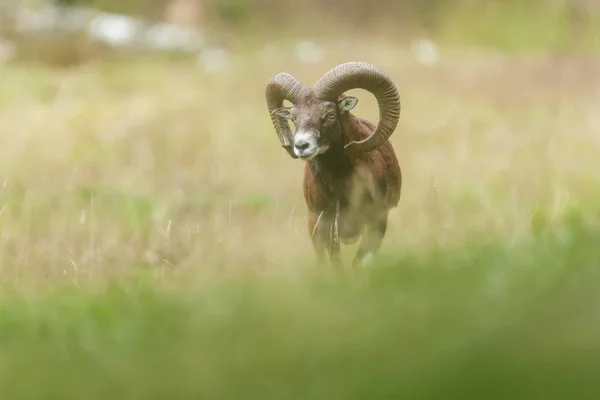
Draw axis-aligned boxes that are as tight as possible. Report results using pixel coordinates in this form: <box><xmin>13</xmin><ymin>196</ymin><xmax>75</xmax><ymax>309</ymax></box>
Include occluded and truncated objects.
<box><xmin>295</xmin><ymin>140</ymin><xmax>310</xmax><ymax>151</ymax></box>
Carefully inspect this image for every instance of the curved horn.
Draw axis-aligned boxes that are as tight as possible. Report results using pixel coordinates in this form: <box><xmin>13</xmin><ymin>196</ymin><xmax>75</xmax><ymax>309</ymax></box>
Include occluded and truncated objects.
<box><xmin>313</xmin><ymin>62</ymin><xmax>401</xmax><ymax>154</ymax></box>
<box><xmin>265</xmin><ymin>73</ymin><xmax>310</xmax><ymax>159</ymax></box>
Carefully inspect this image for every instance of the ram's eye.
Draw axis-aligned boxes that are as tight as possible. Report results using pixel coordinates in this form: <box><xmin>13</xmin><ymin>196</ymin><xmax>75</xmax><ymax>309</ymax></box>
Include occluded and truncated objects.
<box><xmin>326</xmin><ymin>112</ymin><xmax>336</xmax><ymax>120</ymax></box>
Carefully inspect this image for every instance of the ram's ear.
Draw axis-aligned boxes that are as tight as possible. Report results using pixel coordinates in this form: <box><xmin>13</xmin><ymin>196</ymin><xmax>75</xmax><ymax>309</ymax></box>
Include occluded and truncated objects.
<box><xmin>338</xmin><ymin>96</ymin><xmax>358</xmax><ymax>112</ymax></box>
<box><xmin>271</xmin><ymin>107</ymin><xmax>293</xmax><ymax>119</ymax></box>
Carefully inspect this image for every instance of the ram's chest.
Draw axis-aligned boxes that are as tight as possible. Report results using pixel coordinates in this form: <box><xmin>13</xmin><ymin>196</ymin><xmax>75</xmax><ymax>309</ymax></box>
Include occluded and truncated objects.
<box><xmin>303</xmin><ymin>162</ymin><xmax>373</xmax><ymax>215</ymax></box>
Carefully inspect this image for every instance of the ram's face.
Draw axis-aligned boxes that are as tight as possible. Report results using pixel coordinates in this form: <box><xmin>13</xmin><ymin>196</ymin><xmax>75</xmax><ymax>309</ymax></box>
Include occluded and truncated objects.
<box><xmin>272</xmin><ymin>96</ymin><xmax>358</xmax><ymax>160</ymax></box>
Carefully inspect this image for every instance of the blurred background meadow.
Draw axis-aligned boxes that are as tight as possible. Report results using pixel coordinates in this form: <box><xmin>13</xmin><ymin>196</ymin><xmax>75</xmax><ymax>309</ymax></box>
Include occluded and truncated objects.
<box><xmin>1</xmin><ymin>0</ymin><xmax>600</xmax><ymax>398</ymax></box>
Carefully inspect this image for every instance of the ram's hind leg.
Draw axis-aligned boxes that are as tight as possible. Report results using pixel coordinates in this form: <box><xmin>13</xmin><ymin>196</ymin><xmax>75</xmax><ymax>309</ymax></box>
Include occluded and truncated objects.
<box><xmin>352</xmin><ymin>211</ymin><xmax>388</xmax><ymax>268</ymax></box>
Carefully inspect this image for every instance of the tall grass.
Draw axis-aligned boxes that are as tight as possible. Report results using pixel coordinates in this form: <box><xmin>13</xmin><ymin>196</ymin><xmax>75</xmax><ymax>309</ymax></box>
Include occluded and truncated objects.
<box><xmin>1</xmin><ymin>44</ymin><xmax>598</xmax><ymax>284</ymax></box>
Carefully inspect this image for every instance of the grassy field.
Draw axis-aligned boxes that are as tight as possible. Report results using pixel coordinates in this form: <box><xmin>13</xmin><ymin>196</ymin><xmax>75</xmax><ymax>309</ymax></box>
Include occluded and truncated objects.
<box><xmin>1</xmin><ymin>35</ymin><xmax>600</xmax><ymax>397</ymax></box>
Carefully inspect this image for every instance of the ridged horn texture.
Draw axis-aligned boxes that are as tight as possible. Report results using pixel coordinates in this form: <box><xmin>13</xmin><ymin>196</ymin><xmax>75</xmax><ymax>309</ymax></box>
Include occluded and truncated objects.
<box><xmin>313</xmin><ymin>62</ymin><xmax>401</xmax><ymax>154</ymax></box>
<box><xmin>265</xmin><ymin>73</ymin><xmax>310</xmax><ymax>159</ymax></box>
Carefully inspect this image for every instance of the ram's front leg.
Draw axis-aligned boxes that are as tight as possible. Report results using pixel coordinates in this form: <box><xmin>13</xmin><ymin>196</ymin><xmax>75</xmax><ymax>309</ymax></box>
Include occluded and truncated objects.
<box><xmin>308</xmin><ymin>210</ymin><xmax>327</xmax><ymax>265</ymax></box>
<box><xmin>308</xmin><ymin>210</ymin><xmax>342</xmax><ymax>271</ymax></box>
<box><xmin>327</xmin><ymin>217</ymin><xmax>343</xmax><ymax>270</ymax></box>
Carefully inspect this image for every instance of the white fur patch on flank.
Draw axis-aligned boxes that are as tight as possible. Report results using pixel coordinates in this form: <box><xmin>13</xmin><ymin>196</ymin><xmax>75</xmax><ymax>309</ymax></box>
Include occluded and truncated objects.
<box><xmin>361</xmin><ymin>253</ymin><xmax>374</xmax><ymax>266</ymax></box>
<box><xmin>312</xmin><ymin>211</ymin><xmax>324</xmax><ymax>239</ymax></box>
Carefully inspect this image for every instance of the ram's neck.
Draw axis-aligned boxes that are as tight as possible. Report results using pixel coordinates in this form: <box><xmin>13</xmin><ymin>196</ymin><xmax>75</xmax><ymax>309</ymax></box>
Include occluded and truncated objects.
<box><xmin>307</xmin><ymin>115</ymin><xmax>356</xmax><ymax>201</ymax></box>
<box><xmin>342</xmin><ymin>113</ymin><xmax>375</xmax><ymax>145</ymax></box>
<box><xmin>310</xmin><ymin>146</ymin><xmax>349</xmax><ymax>178</ymax></box>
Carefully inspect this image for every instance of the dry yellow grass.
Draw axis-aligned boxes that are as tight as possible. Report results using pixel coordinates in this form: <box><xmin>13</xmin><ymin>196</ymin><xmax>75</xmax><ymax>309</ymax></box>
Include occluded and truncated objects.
<box><xmin>0</xmin><ymin>40</ymin><xmax>599</xmax><ymax>287</ymax></box>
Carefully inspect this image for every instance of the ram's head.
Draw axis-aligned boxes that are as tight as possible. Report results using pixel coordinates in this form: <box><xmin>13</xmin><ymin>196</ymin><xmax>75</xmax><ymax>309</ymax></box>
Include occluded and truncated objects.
<box><xmin>265</xmin><ymin>62</ymin><xmax>401</xmax><ymax>160</ymax></box>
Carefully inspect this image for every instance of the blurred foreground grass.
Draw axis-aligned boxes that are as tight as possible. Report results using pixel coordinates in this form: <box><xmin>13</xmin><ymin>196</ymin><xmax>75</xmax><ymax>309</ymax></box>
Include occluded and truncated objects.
<box><xmin>0</xmin><ymin>212</ymin><xmax>599</xmax><ymax>399</ymax></box>
<box><xmin>1</xmin><ymin>36</ymin><xmax>600</xmax><ymax>397</ymax></box>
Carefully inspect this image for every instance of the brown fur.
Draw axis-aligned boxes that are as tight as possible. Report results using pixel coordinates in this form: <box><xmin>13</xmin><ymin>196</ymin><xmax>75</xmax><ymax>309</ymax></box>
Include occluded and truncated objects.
<box><xmin>302</xmin><ymin>103</ymin><xmax>402</xmax><ymax>269</ymax></box>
